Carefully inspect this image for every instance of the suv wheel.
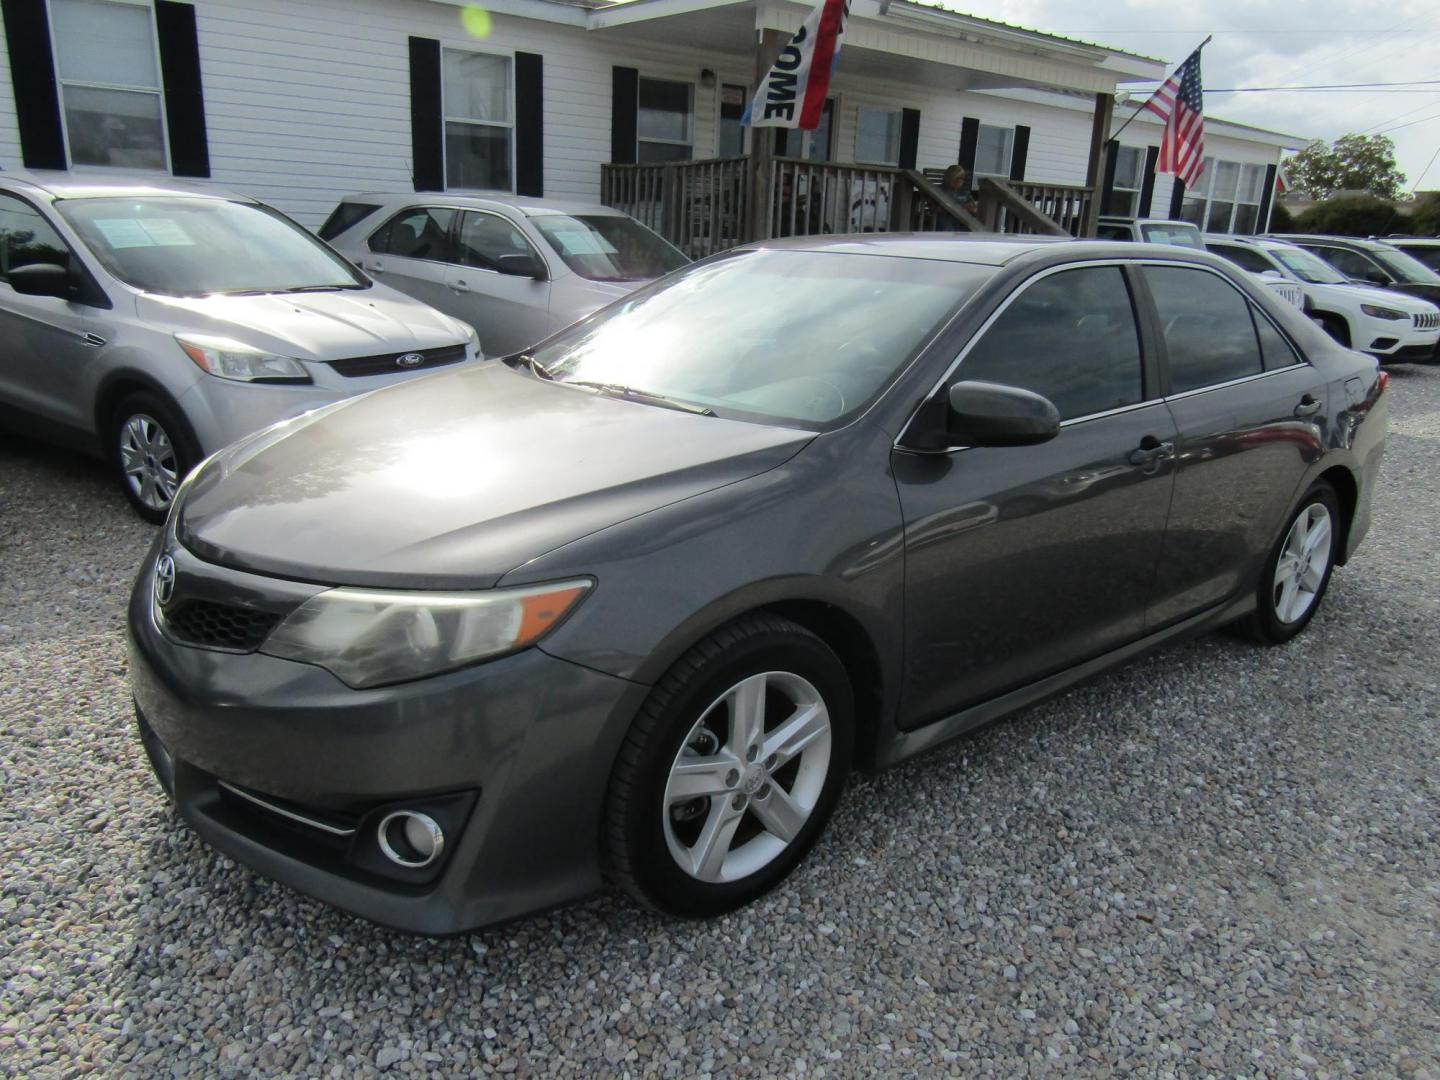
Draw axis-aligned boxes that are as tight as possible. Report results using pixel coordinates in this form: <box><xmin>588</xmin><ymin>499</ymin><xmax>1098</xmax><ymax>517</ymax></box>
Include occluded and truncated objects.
<box><xmin>111</xmin><ymin>392</ymin><xmax>200</xmax><ymax>524</ymax></box>
<box><xmin>605</xmin><ymin>615</ymin><xmax>854</xmax><ymax>917</ymax></box>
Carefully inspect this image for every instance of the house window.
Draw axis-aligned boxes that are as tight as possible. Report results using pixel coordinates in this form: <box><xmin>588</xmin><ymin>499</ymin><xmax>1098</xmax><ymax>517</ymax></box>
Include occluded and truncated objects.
<box><xmin>719</xmin><ymin>84</ymin><xmax>747</xmax><ymax>158</ymax></box>
<box><xmin>50</xmin><ymin>0</ymin><xmax>167</xmax><ymax>169</ymax></box>
<box><xmin>637</xmin><ymin>78</ymin><xmax>693</xmax><ymax>163</ymax></box>
<box><xmin>973</xmin><ymin>124</ymin><xmax>1013</xmax><ymax>179</ymax></box>
<box><xmin>1104</xmin><ymin>145</ymin><xmax>1144</xmax><ymax>216</ymax></box>
<box><xmin>1181</xmin><ymin>158</ymin><xmax>1267</xmax><ymax>234</ymax></box>
<box><xmin>443</xmin><ymin>48</ymin><xmax>513</xmax><ymax>191</ymax></box>
<box><xmin>802</xmin><ymin>99</ymin><xmax>835</xmax><ymax>162</ymax></box>
<box><xmin>855</xmin><ymin>107</ymin><xmax>900</xmax><ymax>165</ymax></box>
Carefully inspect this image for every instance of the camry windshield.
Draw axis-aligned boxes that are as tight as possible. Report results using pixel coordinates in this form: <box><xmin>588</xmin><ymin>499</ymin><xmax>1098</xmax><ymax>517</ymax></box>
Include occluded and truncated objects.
<box><xmin>1373</xmin><ymin>246</ymin><xmax>1440</xmax><ymax>284</ymax></box>
<box><xmin>527</xmin><ymin>249</ymin><xmax>993</xmax><ymax>427</ymax></box>
<box><xmin>57</xmin><ymin>197</ymin><xmax>368</xmax><ymax>296</ymax></box>
<box><xmin>529</xmin><ymin>213</ymin><xmax>690</xmax><ymax>282</ymax></box>
<box><xmin>1269</xmin><ymin>246</ymin><xmax>1347</xmax><ymax>285</ymax></box>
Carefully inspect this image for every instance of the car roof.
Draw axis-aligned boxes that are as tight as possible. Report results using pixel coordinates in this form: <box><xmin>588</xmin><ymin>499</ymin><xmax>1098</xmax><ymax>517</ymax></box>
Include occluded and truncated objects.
<box><xmin>1383</xmin><ymin>236</ymin><xmax>1440</xmax><ymax>246</ymax></box>
<box><xmin>1207</xmin><ymin>234</ymin><xmax>1302</xmax><ymax>249</ymax></box>
<box><xmin>1097</xmin><ymin>216</ymin><xmax>1199</xmax><ymax>226</ymax></box>
<box><xmin>1278</xmin><ymin>234</ymin><xmax>1386</xmax><ymax>250</ymax></box>
<box><xmin>339</xmin><ymin>191</ymin><xmax>628</xmax><ymax>218</ymax></box>
<box><xmin>745</xmin><ymin>233</ymin><xmax>1225</xmax><ymax>267</ymax></box>
<box><xmin>0</xmin><ymin>170</ymin><xmax>247</xmax><ymax>202</ymax></box>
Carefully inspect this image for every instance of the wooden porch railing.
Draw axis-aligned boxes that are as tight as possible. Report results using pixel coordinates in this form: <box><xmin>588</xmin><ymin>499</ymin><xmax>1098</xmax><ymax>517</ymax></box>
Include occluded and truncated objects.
<box><xmin>601</xmin><ymin>157</ymin><xmax>1083</xmax><ymax>257</ymax></box>
<box><xmin>976</xmin><ymin>177</ymin><xmax>1091</xmax><ymax>237</ymax></box>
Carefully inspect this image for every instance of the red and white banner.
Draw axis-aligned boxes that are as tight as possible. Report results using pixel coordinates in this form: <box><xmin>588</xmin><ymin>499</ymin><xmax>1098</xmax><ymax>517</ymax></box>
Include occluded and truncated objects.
<box><xmin>743</xmin><ymin>0</ymin><xmax>849</xmax><ymax>130</ymax></box>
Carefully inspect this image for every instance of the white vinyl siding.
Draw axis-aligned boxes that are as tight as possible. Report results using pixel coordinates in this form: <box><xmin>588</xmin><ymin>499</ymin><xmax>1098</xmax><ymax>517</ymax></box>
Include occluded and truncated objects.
<box><xmin>0</xmin><ymin>13</ymin><xmax>21</xmax><ymax>170</ymax></box>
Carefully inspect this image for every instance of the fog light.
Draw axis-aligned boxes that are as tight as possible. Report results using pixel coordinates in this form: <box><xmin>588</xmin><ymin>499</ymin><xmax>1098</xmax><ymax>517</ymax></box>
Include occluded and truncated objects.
<box><xmin>377</xmin><ymin>810</ymin><xmax>445</xmax><ymax>869</ymax></box>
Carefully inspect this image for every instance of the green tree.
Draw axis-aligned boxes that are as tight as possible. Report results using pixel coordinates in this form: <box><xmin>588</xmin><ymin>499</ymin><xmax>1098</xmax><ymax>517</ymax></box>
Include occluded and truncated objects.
<box><xmin>1410</xmin><ymin>192</ymin><xmax>1440</xmax><ymax>236</ymax></box>
<box><xmin>1285</xmin><ymin>135</ymin><xmax>1406</xmax><ymax>200</ymax></box>
<box><xmin>1293</xmin><ymin>194</ymin><xmax>1410</xmax><ymax>236</ymax></box>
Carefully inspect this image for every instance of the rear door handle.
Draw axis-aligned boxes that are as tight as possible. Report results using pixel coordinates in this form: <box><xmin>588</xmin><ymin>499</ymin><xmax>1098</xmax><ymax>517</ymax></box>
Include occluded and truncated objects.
<box><xmin>1294</xmin><ymin>394</ymin><xmax>1322</xmax><ymax>416</ymax></box>
<box><xmin>362</xmin><ymin>260</ymin><xmax>384</xmax><ymax>274</ymax></box>
<box><xmin>1128</xmin><ymin>436</ymin><xmax>1174</xmax><ymax>467</ymax></box>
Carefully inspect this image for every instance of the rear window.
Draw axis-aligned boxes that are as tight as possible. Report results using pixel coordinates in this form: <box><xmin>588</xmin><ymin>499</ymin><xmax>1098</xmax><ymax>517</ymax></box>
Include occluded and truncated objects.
<box><xmin>1140</xmin><ymin>223</ymin><xmax>1204</xmax><ymax>249</ymax></box>
<box><xmin>318</xmin><ymin>202</ymin><xmax>381</xmax><ymax>241</ymax></box>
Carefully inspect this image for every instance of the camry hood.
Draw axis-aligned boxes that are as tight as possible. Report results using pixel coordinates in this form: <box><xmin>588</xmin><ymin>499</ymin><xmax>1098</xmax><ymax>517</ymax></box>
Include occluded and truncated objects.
<box><xmin>136</xmin><ymin>283</ymin><xmax>474</xmax><ymax>361</ymax></box>
<box><xmin>178</xmin><ymin>363</ymin><xmax>812</xmax><ymax>588</ymax></box>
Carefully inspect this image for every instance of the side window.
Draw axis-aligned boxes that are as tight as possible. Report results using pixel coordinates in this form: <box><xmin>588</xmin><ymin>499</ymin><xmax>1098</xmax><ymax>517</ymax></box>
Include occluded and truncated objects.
<box><xmin>319</xmin><ymin>202</ymin><xmax>381</xmax><ymax>242</ymax></box>
<box><xmin>0</xmin><ymin>194</ymin><xmax>71</xmax><ymax>280</ymax></box>
<box><xmin>456</xmin><ymin>211</ymin><xmax>535</xmax><ymax>270</ymax></box>
<box><xmin>1145</xmin><ymin>266</ymin><xmax>1263</xmax><ymax>393</ymax></box>
<box><xmin>1253</xmin><ymin>308</ymin><xmax>1301</xmax><ymax>370</ymax></box>
<box><xmin>1095</xmin><ymin>224</ymin><xmax>1130</xmax><ymax>241</ymax></box>
<box><xmin>1211</xmin><ymin>245</ymin><xmax>1272</xmax><ymax>275</ymax></box>
<box><xmin>959</xmin><ymin>266</ymin><xmax>1144</xmax><ymax>421</ymax></box>
<box><xmin>368</xmin><ymin>207</ymin><xmax>456</xmax><ymax>262</ymax></box>
<box><xmin>1315</xmin><ymin>246</ymin><xmax>1382</xmax><ymax>282</ymax></box>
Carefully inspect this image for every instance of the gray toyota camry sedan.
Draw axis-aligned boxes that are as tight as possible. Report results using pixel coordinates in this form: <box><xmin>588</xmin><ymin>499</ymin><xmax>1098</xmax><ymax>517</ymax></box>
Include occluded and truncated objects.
<box><xmin>128</xmin><ymin>236</ymin><xmax>1388</xmax><ymax>934</ymax></box>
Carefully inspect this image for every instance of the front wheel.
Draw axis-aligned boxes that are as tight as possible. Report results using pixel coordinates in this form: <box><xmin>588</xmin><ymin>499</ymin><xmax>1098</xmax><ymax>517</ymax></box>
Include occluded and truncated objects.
<box><xmin>604</xmin><ymin>615</ymin><xmax>854</xmax><ymax>918</ymax></box>
<box><xmin>1234</xmin><ymin>481</ymin><xmax>1340</xmax><ymax>645</ymax></box>
<box><xmin>110</xmin><ymin>392</ymin><xmax>201</xmax><ymax>524</ymax></box>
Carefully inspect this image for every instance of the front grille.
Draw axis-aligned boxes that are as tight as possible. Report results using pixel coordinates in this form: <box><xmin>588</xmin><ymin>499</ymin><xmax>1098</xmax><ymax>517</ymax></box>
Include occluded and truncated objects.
<box><xmin>159</xmin><ymin>599</ymin><xmax>280</xmax><ymax>652</ymax></box>
<box><xmin>328</xmin><ymin>343</ymin><xmax>467</xmax><ymax>378</ymax></box>
<box><xmin>1412</xmin><ymin>311</ymin><xmax>1440</xmax><ymax>330</ymax></box>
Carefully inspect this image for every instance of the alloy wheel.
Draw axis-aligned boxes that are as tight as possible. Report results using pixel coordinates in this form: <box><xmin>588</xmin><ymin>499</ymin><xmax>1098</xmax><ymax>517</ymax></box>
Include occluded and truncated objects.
<box><xmin>1272</xmin><ymin>502</ymin><xmax>1333</xmax><ymax>624</ymax></box>
<box><xmin>119</xmin><ymin>413</ymin><xmax>179</xmax><ymax>513</ymax></box>
<box><xmin>662</xmin><ymin>671</ymin><xmax>832</xmax><ymax>883</ymax></box>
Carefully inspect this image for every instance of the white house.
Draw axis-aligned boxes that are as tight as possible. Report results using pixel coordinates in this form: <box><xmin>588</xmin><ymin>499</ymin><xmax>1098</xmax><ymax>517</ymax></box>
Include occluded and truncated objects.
<box><xmin>0</xmin><ymin>0</ymin><xmax>1302</xmax><ymax>239</ymax></box>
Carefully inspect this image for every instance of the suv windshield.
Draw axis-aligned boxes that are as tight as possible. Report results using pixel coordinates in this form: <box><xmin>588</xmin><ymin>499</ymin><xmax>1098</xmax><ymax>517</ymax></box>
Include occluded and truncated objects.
<box><xmin>529</xmin><ymin>213</ymin><xmax>689</xmax><ymax>282</ymax></box>
<box><xmin>57</xmin><ymin>197</ymin><xmax>368</xmax><ymax>296</ymax></box>
<box><xmin>528</xmin><ymin>249</ymin><xmax>993</xmax><ymax>427</ymax></box>
<box><xmin>1267</xmin><ymin>246</ymin><xmax>1347</xmax><ymax>285</ymax></box>
<box><xmin>1140</xmin><ymin>223</ymin><xmax>1204</xmax><ymax>249</ymax></box>
<box><xmin>1373</xmin><ymin>245</ymin><xmax>1440</xmax><ymax>284</ymax></box>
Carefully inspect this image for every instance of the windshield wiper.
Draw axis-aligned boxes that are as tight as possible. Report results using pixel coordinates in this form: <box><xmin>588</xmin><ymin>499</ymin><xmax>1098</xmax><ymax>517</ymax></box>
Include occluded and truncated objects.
<box><xmin>562</xmin><ymin>380</ymin><xmax>715</xmax><ymax>416</ymax></box>
<box><xmin>511</xmin><ymin>353</ymin><xmax>555</xmax><ymax>380</ymax></box>
<box><xmin>283</xmin><ymin>284</ymin><xmax>363</xmax><ymax>293</ymax></box>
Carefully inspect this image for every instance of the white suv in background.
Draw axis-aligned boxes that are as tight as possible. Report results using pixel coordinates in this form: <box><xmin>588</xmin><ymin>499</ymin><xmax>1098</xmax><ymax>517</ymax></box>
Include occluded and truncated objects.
<box><xmin>1206</xmin><ymin>235</ymin><xmax>1440</xmax><ymax>364</ymax></box>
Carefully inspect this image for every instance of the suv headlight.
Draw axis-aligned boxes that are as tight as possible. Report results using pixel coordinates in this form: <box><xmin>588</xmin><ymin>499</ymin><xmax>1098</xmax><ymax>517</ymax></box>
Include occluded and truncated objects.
<box><xmin>260</xmin><ymin>580</ymin><xmax>591</xmax><ymax>688</ymax></box>
<box><xmin>1359</xmin><ymin>304</ymin><xmax>1407</xmax><ymax>321</ymax></box>
<box><xmin>177</xmin><ymin>334</ymin><xmax>312</xmax><ymax>383</ymax></box>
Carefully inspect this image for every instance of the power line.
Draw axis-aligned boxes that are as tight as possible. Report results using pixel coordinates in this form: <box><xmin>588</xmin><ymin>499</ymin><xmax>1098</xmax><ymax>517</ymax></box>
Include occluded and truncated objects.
<box><xmin>1358</xmin><ymin>94</ymin><xmax>1440</xmax><ymax>134</ymax></box>
<box><xmin>1376</xmin><ymin>111</ymin><xmax>1440</xmax><ymax>134</ymax></box>
<box><xmin>1130</xmin><ymin>79</ymin><xmax>1440</xmax><ymax>91</ymax></box>
<box><xmin>1412</xmin><ymin>145</ymin><xmax>1440</xmax><ymax>193</ymax></box>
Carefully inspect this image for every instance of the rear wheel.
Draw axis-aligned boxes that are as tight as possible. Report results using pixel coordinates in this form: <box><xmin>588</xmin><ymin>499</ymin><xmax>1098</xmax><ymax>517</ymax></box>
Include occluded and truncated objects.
<box><xmin>110</xmin><ymin>391</ymin><xmax>200</xmax><ymax>524</ymax></box>
<box><xmin>605</xmin><ymin>615</ymin><xmax>854</xmax><ymax>917</ymax></box>
<box><xmin>1233</xmin><ymin>481</ymin><xmax>1340</xmax><ymax>645</ymax></box>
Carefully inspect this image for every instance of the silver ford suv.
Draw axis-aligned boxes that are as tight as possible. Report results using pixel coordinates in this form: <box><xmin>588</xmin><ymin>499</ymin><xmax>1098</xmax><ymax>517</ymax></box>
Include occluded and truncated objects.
<box><xmin>0</xmin><ymin>174</ymin><xmax>480</xmax><ymax>521</ymax></box>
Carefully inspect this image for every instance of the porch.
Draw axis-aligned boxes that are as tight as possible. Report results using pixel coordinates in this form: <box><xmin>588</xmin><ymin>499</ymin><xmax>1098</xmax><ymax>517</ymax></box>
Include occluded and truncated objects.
<box><xmin>601</xmin><ymin>155</ymin><xmax>1096</xmax><ymax>259</ymax></box>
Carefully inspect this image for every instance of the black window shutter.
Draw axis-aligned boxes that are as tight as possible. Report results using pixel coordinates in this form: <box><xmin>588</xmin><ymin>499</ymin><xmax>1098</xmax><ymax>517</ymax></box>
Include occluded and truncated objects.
<box><xmin>1168</xmin><ymin>177</ymin><xmax>1186</xmax><ymax>220</ymax></box>
<box><xmin>155</xmin><ymin>1</ymin><xmax>209</xmax><ymax>177</ymax></box>
<box><xmin>611</xmin><ymin>67</ymin><xmax>638</xmax><ymax>164</ymax></box>
<box><xmin>773</xmin><ymin>129</ymin><xmax>789</xmax><ymax>156</ymax></box>
<box><xmin>1008</xmin><ymin>125</ymin><xmax>1030</xmax><ymax>181</ymax></box>
<box><xmin>898</xmin><ymin>108</ymin><xmax>920</xmax><ymax>170</ymax></box>
<box><xmin>1137</xmin><ymin>145</ymin><xmax>1160</xmax><ymax>217</ymax></box>
<box><xmin>409</xmin><ymin>37</ymin><xmax>444</xmax><ymax>191</ymax></box>
<box><xmin>957</xmin><ymin>116</ymin><xmax>978</xmax><ymax>174</ymax></box>
<box><xmin>1100</xmin><ymin>138</ymin><xmax>1119</xmax><ymax>210</ymax></box>
<box><xmin>514</xmin><ymin>51</ymin><xmax>543</xmax><ymax>197</ymax></box>
<box><xmin>2</xmin><ymin>0</ymin><xmax>66</xmax><ymax>169</ymax></box>
<box><xmin>1256</xmin><ymin>163</ymin><xmax>1278</xmax><ymax>233</ymax></box>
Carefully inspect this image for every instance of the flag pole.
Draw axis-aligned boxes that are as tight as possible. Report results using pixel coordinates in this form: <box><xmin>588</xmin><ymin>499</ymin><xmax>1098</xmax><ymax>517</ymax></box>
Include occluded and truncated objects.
<box><xmin>1110</xmin><ymin>35</ymin><xmax>1211</xmax><ymax>144</ymax></box>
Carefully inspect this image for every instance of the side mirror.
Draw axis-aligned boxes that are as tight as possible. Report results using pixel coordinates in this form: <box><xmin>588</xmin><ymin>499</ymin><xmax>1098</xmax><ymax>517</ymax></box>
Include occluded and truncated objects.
<box><xmin>7</xmin><ymin>261</ymin><xmax>73</xmax><ymax>299</ymax></box>
<box><xmin>947</xmin><ymin>380</ymin><xmax>1061</xmax><ymax>448</ymax></box>
<box><xmin>1259</xmin><ymin>269</ymin><xmax>1284</xmax><ymax>280</ymax></box>
<box><xmin>495</xmin><ymin>253</ymin><xmax>546</xmax><ymax>280</ymax></box>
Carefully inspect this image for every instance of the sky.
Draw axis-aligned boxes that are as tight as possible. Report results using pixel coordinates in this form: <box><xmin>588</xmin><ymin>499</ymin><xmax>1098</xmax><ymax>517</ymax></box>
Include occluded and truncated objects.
<box><xmin>946</xmin><ymin>0</ymin><xmax>1440</xmax><ymax>192</ymax></box>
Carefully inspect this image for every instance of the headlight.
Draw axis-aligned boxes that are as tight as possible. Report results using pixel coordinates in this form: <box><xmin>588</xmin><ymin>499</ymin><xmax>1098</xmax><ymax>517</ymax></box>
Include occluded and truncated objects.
<box><xmin>1359</xmin><ymin>304</ymin><xmax>1407</xmax><ymax>321</ymax></box>
<box><xmin>260</xmin><ymin>580</ymin><xmax>591</xmax><ymax>688</ymax></box>
<box><xmin>464</xmin><ymin>323</ymin><xmax>482</xmax><ymax>357</ymax></box>
<box><xmin>177</xmin><ymin>334</ymin><xmax>312</xmax><ymax>383</ymax></box>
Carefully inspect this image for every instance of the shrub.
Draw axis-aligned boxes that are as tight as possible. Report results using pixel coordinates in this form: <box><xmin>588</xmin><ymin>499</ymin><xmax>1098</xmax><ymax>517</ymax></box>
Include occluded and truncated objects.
<box><xmin>1292</xmin><ymin>195</ymin><xmax>1411</xmax><ymax>237</ymax></box>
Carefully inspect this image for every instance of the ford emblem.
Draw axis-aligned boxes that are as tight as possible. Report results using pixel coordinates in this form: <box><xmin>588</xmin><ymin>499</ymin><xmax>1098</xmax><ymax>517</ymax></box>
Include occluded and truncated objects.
<box><xmin>395</xmin><ymin>353</ymin><xmax>426</xmax><ymax>368</ymax></box>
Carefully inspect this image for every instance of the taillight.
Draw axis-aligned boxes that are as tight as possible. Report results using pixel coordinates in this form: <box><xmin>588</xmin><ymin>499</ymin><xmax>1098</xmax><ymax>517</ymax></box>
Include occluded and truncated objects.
<box><xmin>1377</xmin><ymin>370</ymin><xmax>1391</xmax><ymax>393</ymax></box>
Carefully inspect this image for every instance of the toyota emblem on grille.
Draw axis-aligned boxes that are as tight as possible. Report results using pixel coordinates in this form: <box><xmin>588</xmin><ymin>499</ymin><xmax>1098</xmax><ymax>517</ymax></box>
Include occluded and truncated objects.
<box><xmin>154</xmin><ymin>554</ymin><xmax>176</xmax><ymax>607</ymax></box>
<box><xmin>395</xmin><ymin>352</ymin><xmax>426</xmax><ymax>368</ymax></box>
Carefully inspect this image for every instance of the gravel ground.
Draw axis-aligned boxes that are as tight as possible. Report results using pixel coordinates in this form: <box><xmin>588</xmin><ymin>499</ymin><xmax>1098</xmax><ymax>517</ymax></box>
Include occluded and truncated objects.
<box><xmin>2</xmin><ymin>368</ymin><xmax>1438</xmax><ymax>1078</ymax></box>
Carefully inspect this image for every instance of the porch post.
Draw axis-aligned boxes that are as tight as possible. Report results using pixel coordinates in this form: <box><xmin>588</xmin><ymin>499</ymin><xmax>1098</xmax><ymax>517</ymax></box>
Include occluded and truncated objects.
<box><xmin>747</xmin><ymin>28</ymin><xmax>784</xmax><ymax>244</ymax></box>
<box><xmin>1081</xmin><ymin>91</ymin><xmax>1114</xmax><ymax>237</ymax></box>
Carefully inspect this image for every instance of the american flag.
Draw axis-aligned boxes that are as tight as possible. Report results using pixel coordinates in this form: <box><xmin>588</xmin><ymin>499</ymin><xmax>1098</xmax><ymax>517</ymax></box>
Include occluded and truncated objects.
<box><xmin>1144</xmin><ymin>49</ymin><xmax>1205</xmax><ymax>189</ymax></box>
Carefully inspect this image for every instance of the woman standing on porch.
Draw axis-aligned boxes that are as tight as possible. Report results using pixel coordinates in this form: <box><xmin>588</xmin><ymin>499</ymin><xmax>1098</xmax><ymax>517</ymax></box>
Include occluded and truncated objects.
<box><xmin>942</xmin><ymin>164</ymin><xmax>979</xmax><ymax>227</ymax></box>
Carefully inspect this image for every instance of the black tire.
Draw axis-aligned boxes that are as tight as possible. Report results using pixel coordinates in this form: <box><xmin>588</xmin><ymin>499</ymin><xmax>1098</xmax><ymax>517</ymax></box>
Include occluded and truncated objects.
<box><xmin>109</xmin><ymin>391</ymin><xmax>201</xmax><ymax>524</ymax></box>
<box><xmin>1232</xmin><ymin>481</ymin><xmax>1341</xmax><ymax>646</ymax></box>
<box><xmin>604</xmin><ymin>614</ymin><xmax>855</xmax><ymax>918</ymax></box>
<box><xmin>1317</xmin><ymin>314</ymin><xmax>1351</xmax><ymax>349</ymax></box>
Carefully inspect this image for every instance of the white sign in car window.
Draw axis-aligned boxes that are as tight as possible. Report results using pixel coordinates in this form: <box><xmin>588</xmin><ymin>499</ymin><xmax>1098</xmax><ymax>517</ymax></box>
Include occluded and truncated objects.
<box><xmin>547</xmin><ymin>230</ymin><xmax>618</xmax><ymax>257</ymax></box>
<box><xmin>93</xmin><ymin>218</ymin><xmax>197</xmax><ymax>249</ymax></box>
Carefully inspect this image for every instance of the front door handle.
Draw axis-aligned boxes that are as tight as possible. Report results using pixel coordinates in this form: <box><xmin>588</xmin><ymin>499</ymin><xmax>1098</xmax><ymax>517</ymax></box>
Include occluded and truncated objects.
<box><xmin>362</xmin><ymin>260</ymin><xmax>384</xmax><ymax>274</ymax></box>
<box><xmin>1294</xmin><ymin>394</ymin><xmax>1322</xmax><ymax>416</ymax></box>
<box><xmin>450</xmin><ymin>279</ymin><xmax>471</xmax><ymax>294</ymax></box>
<box><xmin>1128</xmin><ymin>436</ymin><xmax>1175</xmax><ymax>468</ymax></box>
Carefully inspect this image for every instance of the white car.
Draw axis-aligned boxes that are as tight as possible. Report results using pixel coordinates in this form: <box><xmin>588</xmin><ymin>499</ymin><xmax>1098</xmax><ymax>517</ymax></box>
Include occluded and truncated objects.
<box><xmin>1206</xmin><ymin>235</ymin><xmax>1440</xmax><ymax>364</ymax></box>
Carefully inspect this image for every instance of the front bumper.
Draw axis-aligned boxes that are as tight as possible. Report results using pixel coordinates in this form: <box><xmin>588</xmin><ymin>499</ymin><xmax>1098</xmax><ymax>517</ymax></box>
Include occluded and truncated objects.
<box><xmin>127</xmin><ymin>549</ymin><xmax>648</xmax><ymax>935</ymax></box>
